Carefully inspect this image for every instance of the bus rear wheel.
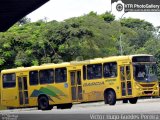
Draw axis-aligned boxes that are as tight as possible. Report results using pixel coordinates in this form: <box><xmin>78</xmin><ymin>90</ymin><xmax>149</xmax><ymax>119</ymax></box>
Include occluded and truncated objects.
<box><xmin>38</xmin><ymin>96</ymin><xmax>53</xmax><ymax>110</ymax></box>
<box><xmin>104</xmin><ymin>90</ymin><xmax>116</xmax><ymax>105</ymax></box>
<box><xmin>129</xmin><ymin>97</ymin><xmax>138</xmax><ymax>104</ymax></box>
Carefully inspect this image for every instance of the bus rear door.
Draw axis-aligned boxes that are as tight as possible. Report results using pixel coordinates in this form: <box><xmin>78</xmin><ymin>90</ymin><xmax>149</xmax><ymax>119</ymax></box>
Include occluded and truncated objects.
<box><xmin>17</xmin><ymin>73</ymin><xmax>29</xmax><ymax>107</ymax></box>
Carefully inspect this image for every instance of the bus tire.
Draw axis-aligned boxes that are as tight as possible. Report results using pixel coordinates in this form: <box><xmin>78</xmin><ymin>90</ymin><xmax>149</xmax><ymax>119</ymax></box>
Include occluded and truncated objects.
<box><xmin>38</xmin><ymin>96</ymin><xmax>53</xmax><ymax>110</ymax></box>
<box><xmin>129</xmin><ymin>97</ymin><xmax>138</xmax><ymax>104</ymax></box>
<box><xmin>57</xmin><ymin>103</ymin><xmax>72</xmax><ymax>109</ymax></box>
<box><xmin>104</xmin><ymin>90</ymin><xmax>116</xmax><ymax>105</ymax></box>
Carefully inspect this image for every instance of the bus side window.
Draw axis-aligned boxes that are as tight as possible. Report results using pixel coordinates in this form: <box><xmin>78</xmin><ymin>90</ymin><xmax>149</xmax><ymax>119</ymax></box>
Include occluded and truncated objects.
<box><xmin>29</xmin><ymin>71</ymin><xmax>38</xmax><ymax>85</ymax></box>
<box><xmin>103</xmin><ymin>65</ymin><xmax>111</xmax><ymax>77</ymax></box>
<box><xmin>55</xmin><ymin>67</ymin><xmax>67</xmax><ymax>83</ymax></box>
<box><xmin>39</xmin><ymin>69</ymin><xmax>54</xmax><ymax>84</ymax></box>
<box><xmin>87</xmin><ymin>64</ymin><xmax>102</xmax><ymax>80</ymax></box>
<box><xmin>3</xmin><ymin>73</ymin><xmax>16</xmax><ymax>88</ymax></box>
<box><xmin>83</xmin><ymin>65</ymin><xmax>86</xmax><ymax>80</ymax></box>
<box><xmin>103</xmin><ymin>62</ymin><xmax>117</xmax><ymax>78</ymax></box>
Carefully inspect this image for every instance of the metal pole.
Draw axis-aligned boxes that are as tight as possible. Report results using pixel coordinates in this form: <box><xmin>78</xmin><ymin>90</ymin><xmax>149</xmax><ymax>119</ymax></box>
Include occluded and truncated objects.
<box><xmin>119</xmin><ymin>12</ymin><xmax>127</xmax><ymax>55</ymax></box>
<box><xmin>119</xmin><ymin>32</ymin><xmax>123</xmax><ymax>55</ymax></box>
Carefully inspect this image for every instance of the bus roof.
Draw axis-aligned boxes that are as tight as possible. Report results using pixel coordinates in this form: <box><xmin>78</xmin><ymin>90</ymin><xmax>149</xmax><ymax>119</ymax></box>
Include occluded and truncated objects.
<box><xmin>71</xmin><ymin>54</ymin><xmax>153</xmax><ymax>65</ymax></box>
<box><xmin>1</xmin><ymin>62</ymin><xmax>71</xmax><ymax>73</ymax></box>
<box><xmin>1</xmin><ymin>54</ymin><xmax>153</xmax><ymax>73</ymax></box>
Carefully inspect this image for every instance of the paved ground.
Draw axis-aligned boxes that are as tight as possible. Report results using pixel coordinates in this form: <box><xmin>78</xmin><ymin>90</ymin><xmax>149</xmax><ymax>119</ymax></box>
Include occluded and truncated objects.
<box><xmin>1</xmin><ymin>98</ymin><xmax>160</xmax><ymax>120</ymax></box>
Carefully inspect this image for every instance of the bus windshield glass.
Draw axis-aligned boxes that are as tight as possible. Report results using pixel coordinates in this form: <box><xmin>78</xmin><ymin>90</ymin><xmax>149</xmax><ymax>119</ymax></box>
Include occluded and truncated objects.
<box><xmin>133</xmin><ymin>63</ymin><xmax>158</xmax><ymax>82</ymax></box>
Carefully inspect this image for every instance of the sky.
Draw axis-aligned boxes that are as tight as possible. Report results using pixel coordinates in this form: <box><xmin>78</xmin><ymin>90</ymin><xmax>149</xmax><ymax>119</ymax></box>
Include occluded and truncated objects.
<box><xmin>27</xmin><ymin>0</ymin><xmax>160</xmax><ymax>27</ymax></box>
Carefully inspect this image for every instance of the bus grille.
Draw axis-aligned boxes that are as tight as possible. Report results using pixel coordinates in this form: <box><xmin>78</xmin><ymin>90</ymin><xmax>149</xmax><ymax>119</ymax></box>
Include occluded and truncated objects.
<box><xmin>142</xmin><ymin>88</ymin><xmax>153</xmax><ymax>90</ymax></box>
<box><xmin>144</xmin><ymin>91</ymin><xmax>153</xmax><ymax>95</ymax></box>
<box><xmin>140</xmin><ymin>84</ymin><xmax>155</xmax><ymax>87</ymax></box>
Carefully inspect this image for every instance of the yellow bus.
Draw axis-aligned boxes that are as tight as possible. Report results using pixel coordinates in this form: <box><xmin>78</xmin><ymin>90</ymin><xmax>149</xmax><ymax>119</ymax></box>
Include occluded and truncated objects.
<box><xmin>0</xmin><ymin>54</ymin><xmax>159</xmax><ymax>110</ymax></box>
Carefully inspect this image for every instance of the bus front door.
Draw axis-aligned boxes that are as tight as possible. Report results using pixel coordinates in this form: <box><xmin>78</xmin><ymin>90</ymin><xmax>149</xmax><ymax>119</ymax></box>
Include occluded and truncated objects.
<box><xmin>70</xmin><ymin>71</ymin><xmax>83</xmax><ymax>102</ymax></box>
<box><xmin>120</xmin><ymin>65</ymin><xmax>132</xmax><ymax>97</ymax></box>
<box><xmin>18</xmin><ymin>76</ymin><xmax>29</xmax><ymax>107</ymax></box>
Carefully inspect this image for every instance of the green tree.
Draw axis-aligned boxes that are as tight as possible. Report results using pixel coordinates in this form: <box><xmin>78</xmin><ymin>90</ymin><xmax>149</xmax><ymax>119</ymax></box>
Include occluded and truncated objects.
<box><xmin>100</xmin><ymin>12</ymin><xmax>115</xmax><ymax>23</ymax></box>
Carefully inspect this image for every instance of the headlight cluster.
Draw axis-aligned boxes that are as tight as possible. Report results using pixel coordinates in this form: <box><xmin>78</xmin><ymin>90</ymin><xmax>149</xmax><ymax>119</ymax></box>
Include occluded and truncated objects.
<box><xmin>155</xmin><ymin>84</ymin><xmax>159</xmax><ymax>90</ymax></box>
<box><xmin>135</xmin><ymin>82</ymin><xmax>142</xmax><ymax>91</ymax></box>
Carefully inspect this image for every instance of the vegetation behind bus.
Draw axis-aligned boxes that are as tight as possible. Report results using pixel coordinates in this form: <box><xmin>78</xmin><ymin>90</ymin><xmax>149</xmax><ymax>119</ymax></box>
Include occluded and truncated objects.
<box><xmin>0</xmin><ymin>12</ymin><xmax>160</xmax><ymax>79</ymax></box>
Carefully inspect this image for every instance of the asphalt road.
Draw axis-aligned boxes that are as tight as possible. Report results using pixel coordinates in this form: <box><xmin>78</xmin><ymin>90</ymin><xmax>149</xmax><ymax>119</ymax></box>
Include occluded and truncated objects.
<box><xmin>1</xmin><ymin>98</ymin><xmax>160</xmax><ymax>120</ymax></box>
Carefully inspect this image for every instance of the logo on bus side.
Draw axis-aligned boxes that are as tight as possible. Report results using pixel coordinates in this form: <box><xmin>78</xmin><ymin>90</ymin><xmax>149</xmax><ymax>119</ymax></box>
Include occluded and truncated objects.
<box><xmin>83</xmin><ymin>81</ymin><xmax>105</xmax><ymax>87</ymax></box>
<box><xmin>105</xmin><ymin>79</ymin><xmax>116</xmax><ymax>85</ymax></box>
<box><xmin>64</xmin><ymin>83</ymin><xmax>68</xmax><ymax>88</ymax></box>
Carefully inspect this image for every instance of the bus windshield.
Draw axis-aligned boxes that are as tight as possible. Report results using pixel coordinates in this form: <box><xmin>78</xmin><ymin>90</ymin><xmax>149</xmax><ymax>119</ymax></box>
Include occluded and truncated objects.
<box><xmin>133</xmin><ymin>63</ymin><xmax>158</xmax><ymax>82</ymax></box>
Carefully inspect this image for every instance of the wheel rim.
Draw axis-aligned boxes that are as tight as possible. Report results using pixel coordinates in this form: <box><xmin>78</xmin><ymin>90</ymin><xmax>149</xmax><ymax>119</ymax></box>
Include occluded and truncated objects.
<box><xmin>108</xmin><ymin>93</ymin><xmax>113</xmax><ymax>104</ymax></box>
<box><xmin>40</xmin><ymin>98</ymin><xmax>48</xmax><ymax>109</ymax></box>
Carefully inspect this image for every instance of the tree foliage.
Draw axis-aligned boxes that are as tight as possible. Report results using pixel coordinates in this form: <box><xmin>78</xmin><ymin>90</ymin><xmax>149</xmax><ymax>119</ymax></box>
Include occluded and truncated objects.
<box><xmin>0</xmin><ymin>12</ymin><xmax>160</xmax><ymax>78</ymax></box>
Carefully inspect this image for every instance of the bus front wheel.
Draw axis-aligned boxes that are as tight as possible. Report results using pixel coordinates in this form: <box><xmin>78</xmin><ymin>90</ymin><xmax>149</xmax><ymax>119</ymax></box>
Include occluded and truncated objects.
<box><xmin>38</xmin><ymin>96</ymin><xmax>53</xmax><ymax>110</ymax></box>
<box><xmin>129</xmin><ymin>97</ymin><xmax>138</xmax><ymax>104</ymax></box>
<box><xmin>104</xmin><ymin>90</ymin><xmax>116</xmax><ymax>105</ymax></box>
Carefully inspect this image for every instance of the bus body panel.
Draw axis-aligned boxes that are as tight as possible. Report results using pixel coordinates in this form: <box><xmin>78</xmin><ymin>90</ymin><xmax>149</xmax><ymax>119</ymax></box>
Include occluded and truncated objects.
<box><xmin>1</xmin><ymin>54</ymin><xmax>159</xmax><ymax>108</ymax></box>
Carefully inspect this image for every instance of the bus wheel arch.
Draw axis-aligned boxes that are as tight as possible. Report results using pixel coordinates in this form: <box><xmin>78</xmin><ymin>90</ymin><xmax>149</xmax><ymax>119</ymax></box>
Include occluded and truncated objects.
<box><xmin>104</xmin><ymin>88</ymin><xmax>116</xmax><ymax>105</ymax></box>
<box><xmin>38</xmin><ymin>94</ymin><xmax>53</xmax><ymax>110</ymax></box>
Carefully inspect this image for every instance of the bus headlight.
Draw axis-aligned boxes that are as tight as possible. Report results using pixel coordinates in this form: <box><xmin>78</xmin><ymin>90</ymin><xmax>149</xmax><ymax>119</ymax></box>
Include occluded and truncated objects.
<box><xmin>135</xmin><ymin>82</ymin><xmax>142</xmax><ymax>90</ymax></box>
<box><xmin>155</xmin><ymin>84</ymin><xmax>159</xmax><ymax>90</ymax></box>
<box><xmin>136</xmin><ymin>86</ymin><xmax>139</xmax><ymax>89</ymax></box>
<box><xmin>135</xmin><ymin>85</ymin><xmax>142</xmax><ymax>91</ymax></box>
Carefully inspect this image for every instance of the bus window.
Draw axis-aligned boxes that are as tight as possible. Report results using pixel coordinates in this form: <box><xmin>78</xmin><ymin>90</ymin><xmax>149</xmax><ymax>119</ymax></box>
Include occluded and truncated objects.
<box><xmin>87</xmin><ymin>64</ymin><xmax>102</xmax><ymax>80</ymax></box>
<box><xmin>29</xmin><ymin>71</ymin><xmax>38</xmax><ymax>85</ymax></box>
<box><xmin>133</xmin><ymin>63</ymin><xmax>157</xmax><ymax>82</ymax></box>
<box><xmin>83</xmin><ymin>65</ymin><xmax>86</xmax><ymax>80</ymax></box>
<box><xmin>103</xmin><ymin>62</ymin><xmax>117</xmax><ymax>78</ymax></box>
<box><xmin>120</xmin><ymin>66</ymin><xmax>125</xmax><ymax>80</ymax></box>
<box><xmin>3</xmin><ymin>73</ymin><xmax>16</xmax><ymax>88</ymax></box>
<box><xmin>126</xmin><ymin>66</ymin><xmax>131</xmax><ymax>80</ymax></box>
<box><xmin>55</xmin><ymin>68</ymin><xmax>67</xmax><ymax>83</ymax></box>
<box><xmin>39</xmin><ymin>69</ymin><xmax>54</xmax><ymax>84</ymax></box>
